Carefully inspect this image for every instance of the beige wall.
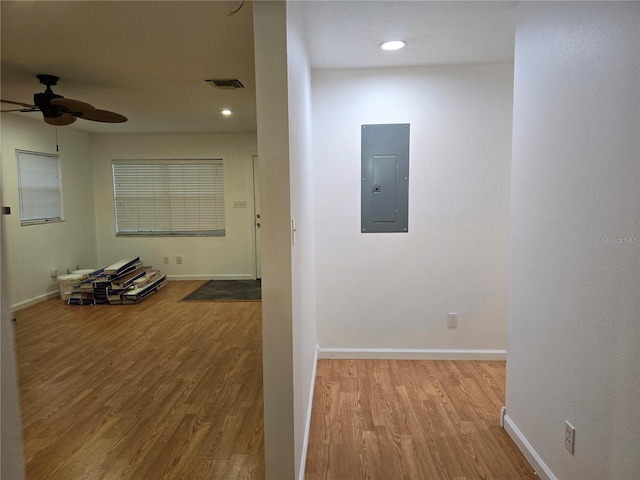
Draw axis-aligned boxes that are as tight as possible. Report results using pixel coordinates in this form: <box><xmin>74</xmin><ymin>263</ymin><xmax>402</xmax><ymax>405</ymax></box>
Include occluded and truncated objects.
<box><xmin>90</xmin><ymin>132</ymin><xmax>258</xmax><ymax>279</ymax></box>
<box><xmin>2</xmin><ymin>117</ymin><xmax>258</xmax><ymax>308</ymax></box>
<box><xmin>1</xmin><ymin>199</ymin><xmax>25</xmax><ymax>478</ymax></box>
<box><xmin>1</xmin><ymin>115</ymin><xmax>98</xmax><ymax>308</ymax></box>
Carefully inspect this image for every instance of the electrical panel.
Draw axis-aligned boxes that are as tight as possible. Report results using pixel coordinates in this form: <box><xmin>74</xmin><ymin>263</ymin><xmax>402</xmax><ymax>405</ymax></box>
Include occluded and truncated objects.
<box><xmin>361</xmin><ymin>123</ymin><xmax>410</xmax><ymax>233</ymax></box>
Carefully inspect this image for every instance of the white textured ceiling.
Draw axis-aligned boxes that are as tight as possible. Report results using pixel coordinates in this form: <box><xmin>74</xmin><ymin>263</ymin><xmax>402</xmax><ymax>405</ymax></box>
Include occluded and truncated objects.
<box><xmin>300</xmin><ymin>1</ymin><xmax>517</xmax><ymax>69</ymax></box>
<box><xmin>1</xmin><ymin>1</ymin><xmax>517</xmax><ymax>134</ymax></box>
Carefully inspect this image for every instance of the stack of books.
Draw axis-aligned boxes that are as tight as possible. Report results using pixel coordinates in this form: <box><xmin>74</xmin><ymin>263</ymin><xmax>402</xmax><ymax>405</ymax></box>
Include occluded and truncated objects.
<box><xmin>67</xmin><ymin>256</ymin><xmax>167</xmax><ymax>305</ymax></box>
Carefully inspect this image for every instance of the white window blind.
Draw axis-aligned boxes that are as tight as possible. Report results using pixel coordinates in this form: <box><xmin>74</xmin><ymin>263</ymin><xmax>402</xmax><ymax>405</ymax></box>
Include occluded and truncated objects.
<box><xmin>16</xmin><ymin>150</ymin><xmax>63</xmax><ymax>225</ymax></box>
<box><xmin>112</xmin><ymin>159</ymin><xmax>225</xmax><ymax>236</ymax></box>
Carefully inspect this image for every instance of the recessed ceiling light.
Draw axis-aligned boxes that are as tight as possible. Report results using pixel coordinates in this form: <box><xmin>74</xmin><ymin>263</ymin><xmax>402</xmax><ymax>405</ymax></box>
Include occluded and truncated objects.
<box><xmin>220</xmin><ymin>109</ymin><xmax>232</xmax><ymax>116</ymax></box>
<box><xmin>380</xmin><ymin>40</ymin><xmax>406</xmax><ymax>51</ymax></box>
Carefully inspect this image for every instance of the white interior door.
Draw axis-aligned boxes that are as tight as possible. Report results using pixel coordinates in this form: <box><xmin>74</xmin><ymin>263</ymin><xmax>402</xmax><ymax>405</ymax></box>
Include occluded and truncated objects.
<box><xmin>252</xmin><ymin>155</ymin><xmax>261</xmax><ymax>279</ymax></box>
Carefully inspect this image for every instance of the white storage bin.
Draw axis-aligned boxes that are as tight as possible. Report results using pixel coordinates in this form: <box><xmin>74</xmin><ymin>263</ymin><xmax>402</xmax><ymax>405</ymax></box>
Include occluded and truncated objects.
<box><xmin>58</xmin><ymin>273</ymin><xmax>83</xmax><ymax>301</ymax></box>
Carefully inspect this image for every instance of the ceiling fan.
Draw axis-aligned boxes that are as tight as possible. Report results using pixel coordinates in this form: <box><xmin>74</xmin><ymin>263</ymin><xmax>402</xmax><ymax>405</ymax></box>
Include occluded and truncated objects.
<box><xmin>1</xmin><ymin>74</ymin><xmax>127</xmax><ymax>126</ymax></box>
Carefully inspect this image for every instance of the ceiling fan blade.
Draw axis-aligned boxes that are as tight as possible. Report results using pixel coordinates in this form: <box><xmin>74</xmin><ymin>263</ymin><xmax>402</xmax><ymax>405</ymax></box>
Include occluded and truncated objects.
<box><xmin>51</xmin><ymin>97</ymin><xmax>96</xmax><ymax>114</ymax></box>
<box><xmin>79</xmin><ymin>109</ymin><xmax>127</xmax><ymax>123</ymax></box>
<box><xmin>1</xmin><ymin>99</ymin><xmax>37</xmax><ymax>109</ymax></box>
<box><xmin>1</xmin><ymin>108</ymin><xmax>39</xmax><ymax>113</ymax></box>
<box><xmin>44</xmin><ymin>113</ymin><xmax>77</xmax><ymax>126</ymax></box>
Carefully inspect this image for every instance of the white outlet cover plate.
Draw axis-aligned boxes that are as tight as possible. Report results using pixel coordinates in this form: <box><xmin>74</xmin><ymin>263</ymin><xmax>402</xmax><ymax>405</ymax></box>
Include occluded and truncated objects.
<box><xmin>565</xmin><ymin>421</ymin><xmax>575</xmax><ymax>454</ymax></box>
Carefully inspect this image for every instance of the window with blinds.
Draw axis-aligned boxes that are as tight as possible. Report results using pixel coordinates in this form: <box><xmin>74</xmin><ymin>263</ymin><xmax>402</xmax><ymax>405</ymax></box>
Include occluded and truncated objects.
<box><xmin>112</xmin><ymin>159</ymin><xmax>225</xmax><ymax>236</ymax></box>
<box><xmin>16</xmin><ymin>150</ymin><xmax>63</xmax><ymax>226</ymax></box>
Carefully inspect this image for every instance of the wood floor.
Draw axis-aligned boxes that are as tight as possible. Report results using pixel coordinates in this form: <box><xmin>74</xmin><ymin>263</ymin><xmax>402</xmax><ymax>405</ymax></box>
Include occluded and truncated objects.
<box><xmin>13</xmin><ymin>281</ymin><xmax>264</xmax><ymax>480</ymax></box>
<box><xmin>305</xmin><ymin>359</ymin><xmax>537</xmax><ymax>480</ymax></box>
<box><xmin>14</xmin><ymin>281</ymin><xmax>535</xmax><ymax>480</ymax></box>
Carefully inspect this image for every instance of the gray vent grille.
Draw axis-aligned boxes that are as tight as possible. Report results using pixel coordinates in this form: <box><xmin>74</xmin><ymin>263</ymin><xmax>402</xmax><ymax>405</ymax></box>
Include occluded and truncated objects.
<box><xmin>203</xmin><ymin>78</ymin><xmax>245</xmax><ymax>90</ymax></box>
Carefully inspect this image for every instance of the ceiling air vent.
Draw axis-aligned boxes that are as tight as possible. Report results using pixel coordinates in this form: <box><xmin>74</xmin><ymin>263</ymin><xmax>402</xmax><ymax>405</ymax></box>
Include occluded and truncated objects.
<box><xmin>203</xmin><ymin>78</ymin><xmax>245</xmax><ymax>90</ymax></box>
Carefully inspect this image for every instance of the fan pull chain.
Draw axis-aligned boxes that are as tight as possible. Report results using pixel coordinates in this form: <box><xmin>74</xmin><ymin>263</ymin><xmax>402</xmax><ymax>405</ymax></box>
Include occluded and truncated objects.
<box><xmin>228</xmin><ymin>0</ymin><xmax>244</xmax><ymax>16</ymax></box>
<box><xmin>55</xmin><ymin>127</ymin><xmax>59</xmax><ymax>152</ymax></box>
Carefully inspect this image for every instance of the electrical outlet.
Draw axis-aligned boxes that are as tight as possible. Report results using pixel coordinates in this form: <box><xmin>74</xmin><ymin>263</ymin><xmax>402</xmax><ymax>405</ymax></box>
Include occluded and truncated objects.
<box><xmin>176</xmin><ymin>256</ymin><xmax>183</xmax><ymax>265</ymax></box>
<box><xmin>565</xmin><ymin>421</ymin><xmax>575</xmax><ymax>454</ymax></box>
<box><xmin>447</xmin><ymin>313</ymin><xmax>458</xmax><ymax>328</ymax></box>
<box><xmin>164</xmin><ymin>256</ymin><xmax>169</xmax><ymax>264</ymax></box>
<box><xmin>50</xmin><ymin>268</ymin><xmax>58</xmax><ymax>279</ymax></box>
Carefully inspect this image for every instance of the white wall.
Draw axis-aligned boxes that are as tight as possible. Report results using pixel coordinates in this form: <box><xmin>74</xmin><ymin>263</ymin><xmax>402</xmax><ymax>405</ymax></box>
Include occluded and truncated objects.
<box><xmin>506</xmin><ymin>2</ymin><xmax>639</xmax><ymax>479</ymax></box>
<box><xmin>312</xmin><ymin>64</ymin><xmax>513</xmax><ymax>354</ymax></box>
<box><xmin>253</xmin><ymin>3</ymin><xmax>320</xmax><ymax>478</ymax></box>
<box><xmin>1</xmin><ymin>116</ymin><xmax>98</xmax><ymax>308</ymax></box>
<box><xmin>253</xmin><ymin>2</ymin><xmax>295</xmax><ymax>478</ymax></box>
<box><xmin>286</xmin><ymin>2</ymin><xmax>317</xmax><ymax>478</ymax></box>
<box><xmin>90</xmin><ymin>132</ymin><xmax>257</xmax><ymax>278</ymax></box>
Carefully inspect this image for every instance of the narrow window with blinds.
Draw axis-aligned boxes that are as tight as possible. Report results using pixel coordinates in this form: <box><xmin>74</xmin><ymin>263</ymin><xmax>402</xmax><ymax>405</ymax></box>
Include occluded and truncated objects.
<box><xmin>16</xmin><ymin>150</ymin><xmax>63</xmax><ymax>226</ymax></box>
<box><xmin>112</xmin><ymin>159</ymin><xmax>225</xmax><ymax>236</ymax></box>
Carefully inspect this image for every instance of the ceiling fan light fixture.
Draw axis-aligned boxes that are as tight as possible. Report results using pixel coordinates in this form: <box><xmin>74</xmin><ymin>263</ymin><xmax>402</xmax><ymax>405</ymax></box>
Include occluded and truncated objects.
<box><xmin>380</xmin><ymin>40</ymin><xmax>406</xmax><ymax>51</ymax></box>
<box><xmin>44</xmin><ymin>113</ymin><xmax>77</xmax><ymax>126</ymax></box>
<box><xmin>51</xmin><ymin>97</ymin><xmax>96</xmax><ymax>114</ymax></box>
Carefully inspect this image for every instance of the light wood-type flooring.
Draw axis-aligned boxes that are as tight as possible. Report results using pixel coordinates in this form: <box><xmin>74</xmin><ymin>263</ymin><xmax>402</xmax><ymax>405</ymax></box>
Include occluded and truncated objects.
<box><xmin>13</xmin><ymin>281</ymin><xmax>264</xmax><ymax>480</ymax></box>
<box><xmin>14</xmin><ymin>280</ymin><xmax>536</xmax><ymax>480</ymax></box>
<box><xmin>305</xmin><ymin>359</ymin><xmax>537</xmax><ymax>480</ymax></box>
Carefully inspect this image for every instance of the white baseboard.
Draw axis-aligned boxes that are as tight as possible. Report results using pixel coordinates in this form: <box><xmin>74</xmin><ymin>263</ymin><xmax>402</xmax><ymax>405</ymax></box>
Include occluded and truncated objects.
<box><xmin>166</xmin><ymin>274</ymin><xmax>256</xmax><ymax>281</ymax></box>
<box><xmin>503</xmin><ymin>414</ymin><xmax>556</xmax><ymax>480</ymax></box>
<box><xmin>317</xmin><ymin>347</ymin><xmax>507</xmax><ymax>361</ymax></box>
<box><xmin>11</xmin><ymin>290</ymin><xmax>61</xmax><ymax>312</ymax></box>
<box><xmin>298</xmin><ymin>345</ymin><xmax>319</xmax><ymax>480</ymax></box>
